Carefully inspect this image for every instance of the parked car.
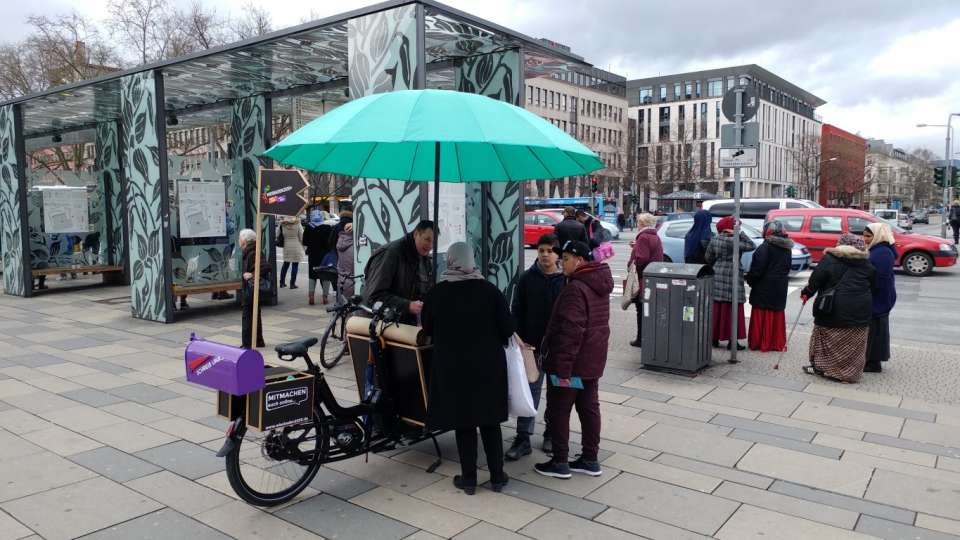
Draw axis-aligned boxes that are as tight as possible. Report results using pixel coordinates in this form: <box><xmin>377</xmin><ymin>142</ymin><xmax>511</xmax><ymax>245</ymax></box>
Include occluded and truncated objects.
<box><xmin>523</xmin><ymin>209</ymin><xmax>619</xmax><ymax>247</ymax></box>
<box><xmin>873</xmin><ymin>208</ymin><xmax>913</xmax><ymax>230</ymax></box>
<box><xmin>910</xmin><ymin>211</ymin><xmax>929</xmax><ymax>224</ymax></box>
<box><xmin>703</xmin><ymin>198</ymin><xmax>822</xmax><ymax>232</ymax></box>
<box><xmin>657</xmin><ymin>218</ymin><xmax>811</xmax><ymax>275</ymax></box>
<box><xmin>767</xmin><ymin>208</ymin><xmax>957</xmax><ymax>277</ymax></box>
<box><xmin>654</xmin><ymin>212</ymin><xmax>695</xmax><ymax>229</ymax></box>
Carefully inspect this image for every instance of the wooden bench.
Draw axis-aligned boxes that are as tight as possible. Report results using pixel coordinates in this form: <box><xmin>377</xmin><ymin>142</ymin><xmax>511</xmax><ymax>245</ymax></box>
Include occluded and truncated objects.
<box><xmin>173</xmin><ymin>281</ymin><xmax>243</xmax><ymax>297</ymax></box>
<box><xmin>31</xmin><ymin>265</ymin><xmax>123</xmax><ymax>277</ymax></box>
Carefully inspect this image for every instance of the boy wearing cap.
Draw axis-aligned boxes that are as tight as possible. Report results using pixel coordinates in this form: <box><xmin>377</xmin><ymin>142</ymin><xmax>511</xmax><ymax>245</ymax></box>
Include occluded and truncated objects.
<box><xmin>535</xmin><ymin>240</ymin><xmax>613</xmax><ymax>479</ymax></box>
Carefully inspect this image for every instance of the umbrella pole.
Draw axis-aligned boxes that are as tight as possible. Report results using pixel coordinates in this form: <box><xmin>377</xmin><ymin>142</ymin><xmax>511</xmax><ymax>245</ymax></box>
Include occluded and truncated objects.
<box><xmin>433</xmin><ymin>141</ymin><xmax>440</xmax><ymax>283</ymax></box>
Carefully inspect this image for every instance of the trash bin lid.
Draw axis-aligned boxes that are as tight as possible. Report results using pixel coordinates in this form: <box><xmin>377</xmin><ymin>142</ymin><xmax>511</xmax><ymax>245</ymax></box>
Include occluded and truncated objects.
<box><xmin>644</xmin><ymin>262</ymin><xmax>713</xmax><ymax>278</ymax></box>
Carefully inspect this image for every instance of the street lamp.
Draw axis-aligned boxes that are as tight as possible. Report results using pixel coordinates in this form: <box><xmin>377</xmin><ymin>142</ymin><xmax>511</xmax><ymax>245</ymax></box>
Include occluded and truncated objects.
<box><xmin>918</xmin><ymin>115</ymin><xmax>960</xmax><ymax>238</ymax></box>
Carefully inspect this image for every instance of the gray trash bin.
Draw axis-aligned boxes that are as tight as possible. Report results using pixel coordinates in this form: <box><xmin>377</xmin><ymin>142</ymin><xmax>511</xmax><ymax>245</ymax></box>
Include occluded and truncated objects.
<box><xmin>640</xmin><ymin>262</ymin><xmax>714</xmax><ymax>373</ymax></box>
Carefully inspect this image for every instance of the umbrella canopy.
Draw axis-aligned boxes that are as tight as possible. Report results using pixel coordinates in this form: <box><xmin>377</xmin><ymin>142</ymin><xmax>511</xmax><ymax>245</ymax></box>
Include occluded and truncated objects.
<box><xmin>263</xmin><ymin>89</ymin><xmax>603</xmax><ymax>181</ymax></box>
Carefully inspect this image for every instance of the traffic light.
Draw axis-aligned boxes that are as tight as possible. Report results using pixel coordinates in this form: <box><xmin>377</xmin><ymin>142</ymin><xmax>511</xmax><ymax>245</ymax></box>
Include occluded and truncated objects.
<box><xmin>785</xmin><ymin>185</ymin><xmax>797</xmax><ymax>198</ymax></box>
<box><xmin>591</xmin><ymin>177</ymin><xmax>599</xmax><ymax>193</ymax></box>
<box><xmin>934</xmin><ymin>166</ymin><xmax>946</xmax><ymax>187</ymax></box>
<box><xmin>952</xmin><ymin>168</ymin><xmax>960</xmax><ymax>188</ymax></box>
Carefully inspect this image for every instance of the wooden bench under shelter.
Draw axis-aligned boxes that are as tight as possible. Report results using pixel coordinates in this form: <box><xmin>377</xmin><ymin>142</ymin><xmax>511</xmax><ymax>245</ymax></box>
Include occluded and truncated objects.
<box><xmin>172</xmin><ymin>281</ymin><xmax>243</xmax><ymax>297</ymax></box>
<box><xmin>31</xmin><ymin>265</ymin><xmax>124</xmax><ymax>277</ymax></box>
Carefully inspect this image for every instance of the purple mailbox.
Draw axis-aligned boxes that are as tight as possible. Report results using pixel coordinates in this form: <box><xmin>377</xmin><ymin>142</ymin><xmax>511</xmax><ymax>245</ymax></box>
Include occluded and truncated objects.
<box><xmin>184</xmin><ymin>334</ymin><xmax>265</xmax><ymax>396</ymax></box>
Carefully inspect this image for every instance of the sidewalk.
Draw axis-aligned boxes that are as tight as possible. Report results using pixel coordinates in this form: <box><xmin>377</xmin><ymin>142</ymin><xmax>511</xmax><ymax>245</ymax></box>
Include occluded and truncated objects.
<box><xmin>1</xmin><ymin>284</ymin><xmax>959</xmax><ymax>539</ymax></box>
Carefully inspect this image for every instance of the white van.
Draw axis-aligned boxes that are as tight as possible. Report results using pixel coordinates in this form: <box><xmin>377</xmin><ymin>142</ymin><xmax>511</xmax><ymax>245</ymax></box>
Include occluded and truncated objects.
<box><xmin>873</xmin><ymin>209</ymin><xmax>912</xmax><ymax>230</ymax></box>
<box><xmin>702</xmin><ymin>198</ymin><xmax>822</xmax><ymax>229</ymax></box>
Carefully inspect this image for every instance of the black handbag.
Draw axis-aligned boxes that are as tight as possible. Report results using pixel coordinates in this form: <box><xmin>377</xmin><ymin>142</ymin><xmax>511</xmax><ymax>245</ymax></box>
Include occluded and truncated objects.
<box><xmin>276</xmin><ymin>229</ymin><xmax>284</xmax><ymax>248</ymax></box>
<box><xmin>815</xmin><ymin>266</ymin><xmax>849</xmax><ymax>314</ymax></box>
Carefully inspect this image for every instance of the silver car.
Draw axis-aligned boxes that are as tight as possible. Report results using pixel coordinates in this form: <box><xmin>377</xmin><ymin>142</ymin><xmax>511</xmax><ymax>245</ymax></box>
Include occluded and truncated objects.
<box><xmin>657</xmin><ymin>219</ymin><xmax>811</xmax><ymax>274</ymax></box>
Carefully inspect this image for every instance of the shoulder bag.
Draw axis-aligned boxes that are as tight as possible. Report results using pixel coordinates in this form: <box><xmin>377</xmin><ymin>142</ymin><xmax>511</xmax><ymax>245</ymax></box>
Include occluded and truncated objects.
<box><xmin>815</xmin><ymin>264</ymin><xmax>849</xmax><ymax>314</ymax></box>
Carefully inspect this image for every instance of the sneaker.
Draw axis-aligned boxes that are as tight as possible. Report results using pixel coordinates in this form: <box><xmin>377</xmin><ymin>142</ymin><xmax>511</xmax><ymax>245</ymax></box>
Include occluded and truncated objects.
<box><xmin>505</xmin><ymin>437</ymin><xmax>531</xmax><ymax>461</ymax></box>
<box><xmin>568</xmin><ymin>456</ymin><xmax>602</xmax><ymax>477</ymax></box>
<box><xmin>534</xmin><ymin>460</ymin><xmax>571</xmax><ymax>479</ymax></box>
<box><xmin>541</xmin><ymin>436</ymin><xmax>553</xmax><ymax>455</ymax></box>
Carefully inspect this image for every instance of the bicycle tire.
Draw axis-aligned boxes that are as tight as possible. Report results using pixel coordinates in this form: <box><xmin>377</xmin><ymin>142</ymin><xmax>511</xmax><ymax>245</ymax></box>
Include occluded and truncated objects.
<box><xmin>319</xmin><ymin>316</ymin><xmax>349</xmax><ymax>369</ymax></box>
<box><xmin>225</xmin><ymin>409</ymin><xmax>326</xmax><ymax>507</ymax></box>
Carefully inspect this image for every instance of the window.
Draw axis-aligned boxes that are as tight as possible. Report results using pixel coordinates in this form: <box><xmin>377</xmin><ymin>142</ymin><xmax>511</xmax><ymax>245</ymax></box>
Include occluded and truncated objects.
<box><xmin>659</xmin><ymin>86</ymin><xmax>667</xmax><ymax>102</ymax></box>
<box><xmin>708</xmin><ymin>203</ymin><xmax>735</xmax><ymax>216</ymax></box>
<box><xmin>536</xmin><ymin>214</ymin><xmax>555</xmax><ymax>226</ymax></box>
<box><xmin>639</xmin><ymin>86</ymin><xmax>653</xmax><ymax>104</ymax></box>
<box><xmin>740</xmin><ymin>202</ymin><xmax>779</xmax><ymax>218</ymax></box>
<box><xmin>715</xmin><ymin>101</ymin><xmax>720</xmax><ymax>138</ymax></box>
<box><xmin>524</xmin><ymin>213</ymin><xmax>537</xmax><ymax>225</ymax></box>
<box><xmin>810</xmin><ymin>216</ymin><xmax>843</xmax><ymax>233</ymax></box>
<box><xmin>726</xmin><ymin>76</ymin><xmax>734</xmax><ymax>90</ymax></box>
<box><xmin>562</xmin><ymin>95</ymin><xmax>567</xmax><ymax>111</ymax></box>
<box><xmin>708</xmin><ymin>79</ymin><xmax>723</xmax><ymax>97</ymax></box>
<box><xmin>549</xmin><ymin>91</ymin><xmax>554</xmax><ymax>109</ymax></box>
<box><xmin>571</xmin><ymin>97</ymin><xmax>577</xmax><ymax>112</ymax></box>
<box><xmin>700</xmin><ymin>102</ymin><xmax>707</xmax><ymax>139</ymax></box>
<box><xmin>847</xmin><ymin>217</ymin><xmax>873</xmax><ymax>234</ymax></box>
<box><xmin>695</xmin><ymin>81</ymin><xmax>701</xmax><ymax>98</ymax></box>
<box><xmin>527</xmin><ymin>86</ymin><xmax>533</xmax><ymax>104</ymax></box>
<box><xmin>685</xmin><ymin>82</ymin><xmax>692</xmax><ymax>99</ymax></box>
<box><xmin>772</xmin><ymin>215</ymin><xmax>805</xmax><ymax>232</ymax></box>
<box><xmin>678</xmin><ymin>105</ymin><xmax>685</xmax><ymax>140</ymax></box>
<box><xmin>658</xmin><ymin>106</ymin><xmax>671</xmax><ymax>141</ymax></box>
<box><xmin>674</xmin><ymin>83</ymin><xmax>681</xmax><ymax>100</ymax></box>
<box><xmin>666</xmin><ymin>222</ymin><xmax>691</xmax><ymax>238</ymax></box>
<box><xmin>638</xmin><ymin>109</ymin><xmax>645</xmax><ymax>144</ymax></box>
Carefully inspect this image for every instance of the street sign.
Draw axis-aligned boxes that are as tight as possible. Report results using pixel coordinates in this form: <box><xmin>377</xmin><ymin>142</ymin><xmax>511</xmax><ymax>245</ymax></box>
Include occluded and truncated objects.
<box><xmin>719</xmin><ymin>147</ymin><xmax>758</xmax><ymax>168</ymax></box>
<box><xmin>722</xmin><ymin>85</ymin><xmax>759</xmax><ymax>123</ymax></box>
<box><xmin>720</xmin><ymin>123</ymin><xmax>759</xmax><ymax>148</ymax></box>
<box><xmin>259</xmin><ymin>168</ymin><xmax>309</xmax><ymax>217</ymax></box>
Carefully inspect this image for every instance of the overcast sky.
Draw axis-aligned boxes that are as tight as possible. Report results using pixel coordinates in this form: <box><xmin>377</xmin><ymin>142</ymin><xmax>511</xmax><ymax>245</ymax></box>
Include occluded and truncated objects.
<box><xmin>5</xmin><ymin>0</ymin><xmax>958</xmax><ymax>157</ymax></box>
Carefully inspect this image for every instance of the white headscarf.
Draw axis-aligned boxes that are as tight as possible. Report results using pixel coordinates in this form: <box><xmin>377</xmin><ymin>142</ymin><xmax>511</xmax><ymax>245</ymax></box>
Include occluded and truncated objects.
<box><xmin>440</xmin><ymin>242</ymin><xmax>483</xmax><ymax>282</ymax></box>
<box><xmin>866</xmin><ymin>222</ymin><xmax>895</xmax><ymax>249</ymax></box>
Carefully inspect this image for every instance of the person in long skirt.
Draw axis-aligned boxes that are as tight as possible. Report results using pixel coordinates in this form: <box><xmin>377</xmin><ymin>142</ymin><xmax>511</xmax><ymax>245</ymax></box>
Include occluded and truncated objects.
<box><xmin>706</xmin><ymin>216</ymin><xmax>755</xmax><ymax>353</ymax></box>
<box><xmin>800</xmin><ymin>234</ymin><xmax>876</xmax><ymax>383</ymax></box>
<box><xmin>863</xmin><ymin>222</ymin><xmax>897</xmax><ymax>373</ymax></box>
<box><xmin>745</xmin><ymin>221</ymin><xmax>794</xmax><ymax>351</ymax></box>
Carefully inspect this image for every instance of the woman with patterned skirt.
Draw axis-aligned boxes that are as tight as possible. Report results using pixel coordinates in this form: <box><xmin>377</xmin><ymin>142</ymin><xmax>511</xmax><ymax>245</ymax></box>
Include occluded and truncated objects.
<box><xmin>800</xmin><ymin>234</ymin><xmax>876</xmax><ymax>383</ymax></box>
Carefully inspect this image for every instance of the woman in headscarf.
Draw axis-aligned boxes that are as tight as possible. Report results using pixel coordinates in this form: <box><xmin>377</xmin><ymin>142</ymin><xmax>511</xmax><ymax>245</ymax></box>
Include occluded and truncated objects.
<box><xmin>706</xmin><ymin>216</ymin><xmax>756</xmax><ymax>353</ymax></box>
<box><xmin>422</xmin><ymin>242</ymin><xmax>513</xmax><ymax>495</ymax></box>
<box><xmin>684</xmin><ymin>209</ymin><xmax>714</xmax><ymax>264</ymax></box>
<box><xmin>746</xmin><ymin>221</ymin><xmax>794</xmax><ymax>352</ymax></box>
<box><xmin>801</xmin><ymin>234</ymin><xmax>876</xmax><ymax>383</ymax></box>
<box><xmin>334</xmin><ymin>211</ymin><xmax>355</xmax><ymax>302</ymax></box>
<box><xmin>863</xmin><ymin>222</ymin><xmax>897</xmax><ymax>373</ymax></box>
<box><xmin>302</xmin><ymin>208</ymin><xmax>336</xmax><ymax>305</ymax></box>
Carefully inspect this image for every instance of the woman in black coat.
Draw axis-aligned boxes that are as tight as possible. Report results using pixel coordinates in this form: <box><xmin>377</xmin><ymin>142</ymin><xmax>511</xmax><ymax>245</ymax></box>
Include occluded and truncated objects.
<box><xmin>301</xmin><ymin>210</ymin><xmax>336</xmax><ymax>305</ymax></box>
<box><xmin>746</xmin><ymin>221</ymin><xmax>794</xmax><ymax>352</ymax></box>
<box><xmin>422</xmin><ymin>242</ymin><xmax>513</xmax><ymax>495</ymax></box>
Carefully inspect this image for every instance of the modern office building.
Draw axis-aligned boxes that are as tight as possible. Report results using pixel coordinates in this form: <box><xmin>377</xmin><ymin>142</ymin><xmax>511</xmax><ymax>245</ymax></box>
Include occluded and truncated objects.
<box><xmin>525</xmin><ymin>41</ymin><xmax>628</xmax><ymax>204</ymax></box>
<box><xmin>627</xmin><ymin>65</ymin><xmax>826</xmax><ymax>209</ymax></box>
<box><xmin>820</xmin><ymin>124</ymin><xmax>867</xmax><ymax>208</ymax></box>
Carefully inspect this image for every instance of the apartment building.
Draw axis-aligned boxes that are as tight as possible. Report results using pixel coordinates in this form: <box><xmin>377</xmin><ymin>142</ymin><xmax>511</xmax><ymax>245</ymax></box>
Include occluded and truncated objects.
<box><xmin>627</xmin><ymin>65</ymin><xmax>826</xmax><ymax>209</ymax></box>
<box><xmin>865</xmin><ymin>139</ymin><xmax>917</xmax><ymax>211</ymax></box>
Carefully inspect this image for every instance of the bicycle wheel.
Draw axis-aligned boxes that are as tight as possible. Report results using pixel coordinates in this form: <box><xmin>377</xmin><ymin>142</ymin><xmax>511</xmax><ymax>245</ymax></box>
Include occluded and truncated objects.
<box><xmin>225</xmin><ymin>409</ymin><xmax>327</xmax><ymax>507</ymax></box>
<box><xmin>319</xmin><ymin>317</ymin><xmax>349</xmax><ymax>369</ymax></box>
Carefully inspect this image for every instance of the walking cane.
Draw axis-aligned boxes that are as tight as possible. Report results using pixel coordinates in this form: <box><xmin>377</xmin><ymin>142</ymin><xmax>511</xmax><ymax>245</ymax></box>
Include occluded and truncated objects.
<box><xmin>774</xmin><ymin>302</ymin><xmax>806</xmax><ymax>370</ymax></box>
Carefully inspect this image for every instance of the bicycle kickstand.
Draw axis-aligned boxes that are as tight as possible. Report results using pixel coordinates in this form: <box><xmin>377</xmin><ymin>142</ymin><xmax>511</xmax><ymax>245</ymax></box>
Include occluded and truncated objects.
<box><xmin>426</xmin><ymin>434</ymin><xmax>442</xmax><ymax>473</ymax></box>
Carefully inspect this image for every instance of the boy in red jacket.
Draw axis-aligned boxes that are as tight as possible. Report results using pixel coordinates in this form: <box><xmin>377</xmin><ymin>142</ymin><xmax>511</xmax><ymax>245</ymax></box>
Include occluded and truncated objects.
<box><xmin>535</xmin><ymin>240</ymin><xmax>614</xmax><ymax>479</ymax></box>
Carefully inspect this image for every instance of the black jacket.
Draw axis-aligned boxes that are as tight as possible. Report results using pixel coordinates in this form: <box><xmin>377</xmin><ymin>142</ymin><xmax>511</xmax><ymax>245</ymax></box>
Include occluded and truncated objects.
<box><xmin>422</xmin><ymin>279</ymin><xmax>514</xmax><ymax>430</ymax></box>
<box><xmin>554</xmin><ymin>216</ymin><xmax>588</xmax><ymax>248</ymax></box>
<box><xmin>303</xmin><ymin>223</ymin><xmax>335</xmax><ymax>280</ymax></box>
<box><xmin>950</xmin><ymin>205</ymin><xmax>960</xmax><ymax>224</ymax></box>
<box><xmin>802</xmin><ymin>245</ymin><xmax>876</xmax><ymax>328</ymax></box>
<box><xmin>511</xmin><ymin>262</ymin><xmax>565</xmax><ymax>350</ymax></box>
<box><xmin>361</xmin><ymin>233</ymin><xmax>432</xmax><ymax>321</ymax></box>
<box><xmin>746</xmin><ymin>236</ymin><xmax>793</xmax><ymax>311</ymax></box>
<box><xmin>241</xmin><ymin>243</ymin><xmax>271</xmax><ymax>307</ymax></box>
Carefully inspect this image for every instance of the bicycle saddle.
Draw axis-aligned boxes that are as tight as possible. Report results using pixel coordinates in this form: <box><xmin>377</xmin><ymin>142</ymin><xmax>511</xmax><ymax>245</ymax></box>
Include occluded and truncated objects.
<box><xmin>274</xmin><ymin>337</ymin><xmax>319</xmax><ymax>358</ymax></box>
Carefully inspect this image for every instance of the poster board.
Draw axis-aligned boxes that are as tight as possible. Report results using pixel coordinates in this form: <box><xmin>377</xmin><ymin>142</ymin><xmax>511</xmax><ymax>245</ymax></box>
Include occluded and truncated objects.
<box><xmin>177</xmin><ymin>180</ymin><xmax>226</xmax><ymax>238</ymax></box>
<box><xmin>428</xmin><ymin>183</ymin><xmax>466</xmax><ymax>253</ymax></box>
<box><xmin>42</xmin><ymin>187</ymin><xmax>89</xmax><ymax>234</ymax></box>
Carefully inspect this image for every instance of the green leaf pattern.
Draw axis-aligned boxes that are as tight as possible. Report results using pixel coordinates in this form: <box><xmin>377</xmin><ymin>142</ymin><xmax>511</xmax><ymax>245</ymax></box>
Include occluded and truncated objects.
<box><xmin>0</xmin><ymin>105</ymin><xmax>25</xmax><ymax>296</ymax></box>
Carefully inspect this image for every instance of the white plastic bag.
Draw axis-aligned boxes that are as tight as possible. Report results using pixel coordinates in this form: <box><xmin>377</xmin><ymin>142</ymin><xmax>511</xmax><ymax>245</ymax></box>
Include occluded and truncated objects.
<box><xmin>505</xmin><ymin>340</ymin><xmax>537</xmax><ymax>418</ymax></box>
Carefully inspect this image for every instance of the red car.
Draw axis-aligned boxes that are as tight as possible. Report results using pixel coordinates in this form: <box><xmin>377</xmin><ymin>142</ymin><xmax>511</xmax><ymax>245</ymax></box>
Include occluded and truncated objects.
<box><xmin>767</xmin><ymin>208</ymin><xmax>957</xmax><ymax>277</ymax></box>
<box><xmin>523</xmin><ymin>210</ymin><xmax>562</xmax><ymax>247</ymax></box>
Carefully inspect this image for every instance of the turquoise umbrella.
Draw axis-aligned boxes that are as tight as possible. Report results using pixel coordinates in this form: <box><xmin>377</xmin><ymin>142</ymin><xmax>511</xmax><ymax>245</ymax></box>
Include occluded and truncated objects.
<box><xmin>263</xmin><ymin>89</ymin><xmax>605</xmax><ymax>279</ymax></box>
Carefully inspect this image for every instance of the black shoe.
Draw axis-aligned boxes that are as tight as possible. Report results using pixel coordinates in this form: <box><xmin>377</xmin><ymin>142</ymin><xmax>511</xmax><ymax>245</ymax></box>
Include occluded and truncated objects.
<box><xmin>490</xmin><ymin>473</ymin><xmax>509</xmax><ymax>493</ymax></box>
<box><xmin>534</xmin><ymin>460</ymin><xmax>571</xmax><ymax>479</ymax></box>
<box><xmin>453</xmin><ymin>475</ymin><xmax>476</xmax><ymax>495</ymax></box>
<box><xmin>568</xmin><ymin>456</ymin><xmax>602</xmax><ymax>477</ymax></box>
<box><xmin>541</xmin><ymin>436</ymin><xmax>553</xmax><ymax>455</ymax></box>
<box><xmin>727</xmin><ymin>341</ymin><xmax>745</xmax><ymax>351</ymax></box>
<box><xmin>712</xmin><ymin>340</ymin><xmax>721</xmax><ymax>348</ymax></box>
<box><xmin>290</xmin><ymin>284</ymin><xmax>299</xmax><ymax>290</ymax></box>
<box><xmin>279</xmin><ymin>282</ymin><xmax>286</xmax><ymax>288</ymax></box>
<box><xmin>863</xmin><ymin>365</ymin><xmax>882</xmax><ymax>373</ymax></box>
<box><xmin>505</xmin><ymin>437</ymin><xmax>531</xmax><ymax>461</ymax></box>
<box><xmin>629</xmin><ymin>339</ymin><xmax>642</xmax><ymax>348</ymax></box>
<box><xmin>179</xmin><ymin>303</ymin><xmax>190</xmax><ymax>310</ymax></box>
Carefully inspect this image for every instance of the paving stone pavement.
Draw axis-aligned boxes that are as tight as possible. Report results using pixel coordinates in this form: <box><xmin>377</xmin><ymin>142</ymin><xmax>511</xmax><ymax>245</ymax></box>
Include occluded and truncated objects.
<box><xmin>1</xmin><ymin>279</ymin><xmax>960</xmax><ymax>539</ymax></box>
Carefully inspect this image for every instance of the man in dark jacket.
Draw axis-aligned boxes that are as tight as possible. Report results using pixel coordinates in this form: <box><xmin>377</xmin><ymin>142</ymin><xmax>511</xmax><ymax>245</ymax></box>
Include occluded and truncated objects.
<box><xmin>553</xmin><ymin>206</ymin><xmax>587</xmax><ymax>248</ymax></box>
<box><xmin>506</xmin><ymin>233</ymin><xmax>565</xmax><ymax>461</ymax></box>
<box><xmin>949</xmin><ymin>201</ymin><xmax>960</xmax><ymax>244</ymax></box>
<box><xmin>362</xmin><ymin>220</ymin><xmax>434</xmax><ymax>324</ymax></box>
<box><xmin>535</xmin><ymin>240</ymin><xmax>613</xmax><ymax>479</ymax></box>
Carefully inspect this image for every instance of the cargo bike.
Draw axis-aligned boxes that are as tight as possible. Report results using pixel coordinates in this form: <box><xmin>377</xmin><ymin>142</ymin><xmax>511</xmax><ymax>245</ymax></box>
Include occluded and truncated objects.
<box><xmin>185</xmin><ymin>298</ymin><xmax>443</xmax><ymax>506</ymax></box>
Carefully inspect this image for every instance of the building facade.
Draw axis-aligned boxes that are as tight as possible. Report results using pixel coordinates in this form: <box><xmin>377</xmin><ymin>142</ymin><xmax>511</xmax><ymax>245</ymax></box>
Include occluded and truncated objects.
<box><xmin>864</xmin><ymin>139</ymin><xmax>916</xmax><ymax>211</ymax></box>
<box><xmin>627</xmin><ymin>65</ymin><xmax>825</xmax><ymax>210</ymax></box>
<box><xmin>820</xmin><ymin>124</ymin><xmax>867</xmax><ymax>208</ymax></box>
<box><xmin>525</xmin><ymin>47</ymin><xmax>628</xmax><ymax>206</ymax></box>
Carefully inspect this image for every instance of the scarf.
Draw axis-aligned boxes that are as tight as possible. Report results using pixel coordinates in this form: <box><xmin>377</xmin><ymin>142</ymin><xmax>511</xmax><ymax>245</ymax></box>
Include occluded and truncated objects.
<box><xmin>684</xmin><ymin>209</ymin><xmax>713</xmax><ymax>261</ymax></box>
<box><xmin>440</xmin><ymin>241</ymin><xmax>483</xmax><ymax>282</ymax></box>
<box><xmin>866</xmin><ymin>222</ymin><xmax>895</xmax><ymax>248</ymax></box>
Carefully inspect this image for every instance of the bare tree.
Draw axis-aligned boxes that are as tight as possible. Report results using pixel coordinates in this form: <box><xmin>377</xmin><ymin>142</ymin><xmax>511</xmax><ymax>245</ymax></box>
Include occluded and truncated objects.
<box><xmin>106</xmin><ymin>0</ymin><xmax>187</xmax><ymax>64</ymax></box>
<box><xmin>908</xmin><ymin>148</ymin><xmax>937</xmax><ymax>209</ymax></box>
<box><xmin>789</xmin><ymin>133</ymin><xmax>823</xmax><ymax>201</ymax></box>
<box><xmin>183</xmin><ymin>1</ymin><xmax>230</xmax><ymax>50</ymax></box>
<box><xmin>234</xmin><ymin>3</ymin><xmax>273</xmax><ymax>40</ymax></box>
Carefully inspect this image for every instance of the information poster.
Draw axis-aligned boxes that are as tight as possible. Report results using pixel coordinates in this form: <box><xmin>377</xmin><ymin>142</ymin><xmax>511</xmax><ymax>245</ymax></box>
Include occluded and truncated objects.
<box><xmin>178</xmin><ymin>181</ymin><xmax>226</xmax><ymax>238</ymax></box>
<box><xmin>42</xmin><ymin>188</ymin><xmax>89</xmax><ymax>234</ymax></box>
<box><xmin>428</xmin><ymin>183</ymin><xmax>466</xmax><ymax>253</ymax></box>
